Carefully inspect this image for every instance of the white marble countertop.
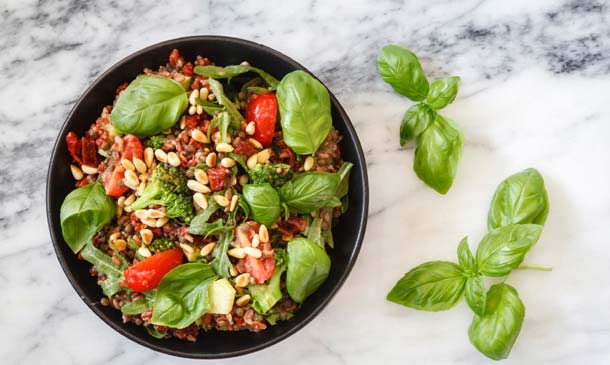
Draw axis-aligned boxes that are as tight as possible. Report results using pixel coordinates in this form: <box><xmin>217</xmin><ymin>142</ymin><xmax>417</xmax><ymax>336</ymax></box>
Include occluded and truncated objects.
<box><xmin>2</xmin><ymin>0</ymin><xmax>610</xmax><ymax>363</ymax></box>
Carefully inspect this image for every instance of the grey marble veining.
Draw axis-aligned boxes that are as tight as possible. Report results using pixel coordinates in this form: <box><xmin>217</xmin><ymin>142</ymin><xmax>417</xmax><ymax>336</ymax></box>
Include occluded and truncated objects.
<box><xmin>1</xmin><ymin>0</ymin><xmax>610</xmax><ymax>364</ymax></box>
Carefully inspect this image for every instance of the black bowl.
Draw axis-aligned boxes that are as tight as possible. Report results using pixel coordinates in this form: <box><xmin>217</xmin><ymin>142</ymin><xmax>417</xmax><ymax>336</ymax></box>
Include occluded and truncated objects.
<box><xmin>46</xmin><ymin>36</ymin><xmax>368</xmax><ymax>359</ymax></box>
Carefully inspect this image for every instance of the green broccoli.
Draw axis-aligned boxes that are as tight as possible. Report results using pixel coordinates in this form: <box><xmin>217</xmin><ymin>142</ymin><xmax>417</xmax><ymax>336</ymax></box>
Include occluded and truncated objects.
<box><xmin>148</xmin><ymin>237</ymin><xmax>175</xmax><ymax>253</ymax></box>
<box><xmin>131</xmin><ymin>164</ymin><xmax>193</xmax><ymax>219</ymax></box>
<box><xmin>248</xmin><ymin>163</ymin><xmax>294</xmax><ymax>189</ymax></box>
<box><xmin>145</xmin><ymin>135</ymin><xmax>166</xmax><ymax>150</ymax></box>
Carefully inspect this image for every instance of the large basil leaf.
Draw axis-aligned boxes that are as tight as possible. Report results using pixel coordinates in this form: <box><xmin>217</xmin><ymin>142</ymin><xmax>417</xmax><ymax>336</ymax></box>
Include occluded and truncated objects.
<box><xmin>464</xmin><ymin>276</ymin><xmax>486</xmax><ymax>317</ymax></box>
<box><xmin>279</xmin><ymin>172</ymin><xmax>341</xmax><ymax>213</ymax></box>
<box><xmin>476</xmin><ymin>224</ymin><xmax>543</xmax><ymax>277</ymax></box>
<box><xmin>387</xmin><ymin>261</ymin><xmax>465</xmax><ymax>311</ymax></box>
<box><xmin>457</xmin><ymin>237</ymin><xmax>477</xmax><ymax>274</ymax></box>
<box><xmin>468</xmin><ymin>283</ymin><xmax>525</xmax><ymax>360</ymax></box>
<box><xmin>243</xmin><ymin>183</ymin><xmax>281</xmax><ymax>227</ymax></box>
<box><xmin>488</xmin><ymin>168</ymin><xmax>550</xmax><ymax>230</ymax></box>
<box><xmin>276</xmin><ymin>70</ymin><xmax>332</xmax><ymax>155</ymax></box>
<box><xmin>426</xmin><ymin>76</ymin><xmax>460</xmax><ymax>110</ymax></box>
<box><xmin>377</xmin><ymin>45</ymin><xmax>429</xmax><ymax>101</ymax></box>
<box><xmin>335</xmin><ymin>162</ymin><xmax>353</xmax><ymax>199</ymax></box>
<box><xmin>80</xmin><ymin>241</ymin><xmax>126</xmax><ymax>296</ymax></box>
<box><xmin>208</xmin><ymin>78</ymin><xmax>243</xmax><ymax>126</ymax></box>
<box><xmin>60</xmin><ymin>182</ymin><xmax>115</xmax><ymax>253</ymax></box>
<box><xmin>414</xmin><ymin>115</ymin><xmax>463</xmax><ymax>194</ymax></box>
<box><xmin>286</xmin><ymin>238</ymin><xmax>331</xmax><ymax>303</ymax></box>
<box><xmin>211</xmin><ymin>230</ymin><xmax>234</xmax><ymax>279</ymax></box>
<box><xmin>249</xmin><ymin>249</ymin><xmax>287</xmax><ymax>314</ymax></box>
<box><xmin>152</xmin><ymin>263</ymin><xmax>217</xmax><ymax>329</ymax></box>
<box><xmin>400</xmin><ymin>103</ymin><xmax>436</xmax><ymax>145</ymax></box>
<box><xmin>194</xmin><ymin>65</ymin><xmax>279</xmax><ymax>89</ymax></box>
<box><xmin>110</xmin><ymin>75</ymin><xmax>188</xmax><ymax>136</ymax></box>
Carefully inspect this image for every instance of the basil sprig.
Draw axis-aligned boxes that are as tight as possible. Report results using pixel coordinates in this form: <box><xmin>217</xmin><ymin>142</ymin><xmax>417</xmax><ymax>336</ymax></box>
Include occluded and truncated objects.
<box><xmin>387</xmin><ymin>168</ymin><xmax>550</xmax><ymax>360</ymax></box>
<box><xmin>377</xmin><ymin>44</ymin><xmax>463</xmax><ymax>194</ymax></box>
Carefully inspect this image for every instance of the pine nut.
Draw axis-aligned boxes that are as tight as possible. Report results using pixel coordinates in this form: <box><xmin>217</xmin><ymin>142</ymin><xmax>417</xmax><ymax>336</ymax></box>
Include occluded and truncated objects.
<box><xmin>140</xmin><ymin>229</ymin><xmax>153</xmax><ymax>245</ymax></box>
<box><xmin>135</xmin><ymin>209</ymin><xmax>148</xmax><ymax>220</ymax></box>
<box><xmin>191</xmin><ymin>129</ymin><xmax>209</xmax><ymax>143</ymax></box>
<box><xmin>81</xmin><ymin>165</ymin><xmax>98</xmax><ymax>175</ymax></box>
<box><xmin>167</xmin><ymin>152</ymin><xmax>181</xmax><ymax>167</ymax></box>
<box><xmin>200</xmin><ymin>242</ymin><xmax>216</xmax><ymax>257</ymax></box>
<box><xmin>144</xmin><ymin>147</ymin><xmax>154</xmax><ymax>167</ymax></box>
<box><xmin>200</xmin><ymin>87</ymin><xmax>209</xmax><ymax>100</ymax></box>
<box><xmin>115</xmin><ymin>205</ymin><xmax>123</xmax><ymax>217</ymax></box>
<box><xmin>208</xmin><ymin>93</ymin><xmax>216</xmax><ymax>101</ymax></box>
<box><xmin>259</xmin><ymin>225</ymin><xmax>269</xmax><ymax>243</ymax></box>
<box><xmin>113</xmin><ymin>239</ymin><xmax>127</xmax><ymax>251</ymax></box>
<box><xmin>229</xmin><ymin>266</ymin><xmax>238</xmax><ymax>276</ymax></box>
<box><xmin>179</xmin><ymin>243</ymin><xmax>194</xmax><ymax>255</ymax></box>
<box><xmin>70</xmin><ymin>164</ymin><xmax>84</xmax><ymax>180</ymax></box>
<box><xmin>214</xmin><ymin>195</ymin><xmax>229</xmax><ymax>207</ymax></box>
<box><xmin>193</xmin><ymin>192</ymin><xmax>208</xmax><ymax>210</ymax></box>
<box><xmin>239</xmin><ymin>175</ymin><xmax>249</xmax><ymax>186</ymax></box>
<box><xmin>228</xmin><ymin>248</ymin><xmax>245</xmax><ymax>259</ymax></box>
<box><xmin>125</xmin><ymin>169</ymin><xmax>139</xmax><ymax>186</ymax></box>
<box><xmin>189</xmin><ymin>89</ymin><xmax>199</xmax><ymax>105</ymax></box>
<box><xmin>212</xmin><ymin>131</ymin><xmax>220</xmax><ymax>144</ymax></box>
<box><xmin>141</xmin><ymin>217</ymin><xmax>157</xmax><ymax>227</ymax></box>
<box><xmin>246</xmin><ymin>153</ymin><xmax>258</xmax><ymax>169</ymax></box>
<box><xmin>156</xmin><ymin>217</ymin><xmax>169</xmax><ymax>227</ymax></box>
<box><xmin>196</xmin><ymin>105</ymin><xmax>203</xmax><ymax>115</ymax></box>
<box><xmin>188</xmin><ymin>105</ymin><xmax>196</xmax><ymax>115</ymax></box>
<box><xmin>229</xmin><ymin>175</ymin><xmax>237</xmax><ymax>186</ymax></box>
<box><xmin>243</xmin><ymin>247</ymin><xmax>262</xmax><ymax>258</ymax></box>
<box><xmin>123</xmin><ymin>178</ymin><xmax>139</xmax><ymax>191</ymax></box>
<box><xmin>245</xmin><ymin>121</ymin><xmax>255</xmax><ymax>135</ymax></box>
<box><xmin>216</xmin><ymin>142</ymin><xmax>234</xmax><ymax>153</ymax></box>
<box><xmin>194</xmin><ymin>169</ymin><xmax>209</xmax><ymax>184</ymax></box>
<box><xmin>221</xmin><ymin>157</ymin><xmax>235</xmax><ymax>168</ymax></box>
<box><xmin>248</xmin><ymin>138</ymin><xmax>263</xmax><ymax>149</ymax></box>
<box><xmin>304</xmin><ymin>156</ymin><xmax>315</xmax><ymax>171</ymax></box>
<box><xmin>235</xmin><ymin>273</ymin><xmax>250</xmax><ymax>287</ymax></box>
<box><xmin>138</xmin><ymin>246</ymin><xmax>152</xmax><ymax>258</ymax></box>
<box><xmin>163</xmin><ymin>128</ymin><xmax>172</xmax><ymax>135</ymax></box>
<box><xmin>124</xmin><ymin>194</ymin><xmax>136</xmax><ymax>206</ymax></box>
<box><xmin>251</xmin><ymin>234</ymin><xmax>260</xmax><ymax>248</ymax></box>
<box><xmin>179</xmin><ymin>115</ymin><xmax>186</xmax><ymax>129</ymax></box>
<box><xmin>139</xmin><ymin>172</ymin><xmax>149</xmax><ymax>182</ymax></box>
<box><xmin>206</xmin><ymin>152</ymin><xmax>217</xmax><ymax>167</ymax></box>
<box><xmin>109</xmin><ymin>232</ymin><xmax>122</xmax><ymax>242</ymax></box>
<box><xmin>121</xmin><ymin>158</ymin><xmax>135</xmax><ymax>171</ymax></box>
<box><xmin>236</xmin><ymin>294</ymin><xmax>251</xmax><ymax>306</ymax></box>
<box><xmin>133</xmin><ymin>158</ymin><xmax>147</xmax><ymax>174</ymax></box>
<box><xmin>188</xmin><ymin>180</ymin><xmax>211</xmax><ymax>193</ymax></box>
<box><xmin>154</xmin><ymin>149</ymin><xmax>167</xmax><ymax>163</ymax></box>
<box><xmin>229</xmin><ymin>195</ymin><xmax>239</xmax><ymax>212</ymax></box>
<box><xmin>257</xmin><ymin>149</ymin><xmax>271</xmax><ymax>163</ymax></box>
<box><xmin>123</xmin><ymin>205</ymin><xmax>133</xmax><ymax>213</ymax></box>
<box><xmin>147</xmin><ymin>209</ymin><xmax>165</xmax><ymax>219</ymax></box>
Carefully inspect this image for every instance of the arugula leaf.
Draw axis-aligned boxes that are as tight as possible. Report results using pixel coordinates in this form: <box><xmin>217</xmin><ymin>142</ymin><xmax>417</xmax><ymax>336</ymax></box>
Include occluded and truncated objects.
<box><xmin>194</xmin><ymin>65</ymin><xmax>279</xmax><ymax>89</ymax></box>
<box><xmin>120</xmin><ymin>291</ymin><xmax>155</xmax><ymax>315</ymax></box>
<box><xmin>80</xmin><ymin>241</ymin><xmax>126</xmax><ymax>297</ymax></box>
<box><xmin>377</xmin><ymin>45</ymin><xmax>429</xmax><ymax>101</ymax></box>
<box><xmin>188</xmin><ymin>218</ymin><xmax>233</xmax><ymax>237</ymax></box>
<box><xmin>187</xmin><ymin>196</ymin><xmax>220</xmax><ymax>235</ymax></box>
<box><xmin>208</xmin><ymin>79</ymin><xmax>244</xmax><ymax>126</ymax></box>
<box><xmin>426</xmin><ymin>76</ymin><xmax>460</xmax><ymax>110</ymax></box>
<box><xmin>400</xmin><ymin>103</ymin><xmax>436</xmax><ymax>145</ymax></box>
<box><xmin>249</xmin><ymin>249</ymin><xmax>287</xmax><ymax>314</ymax></box>
<box><xmin>211</xmin><ymin>230</ymin><xmax>235</xmax><ymax>279</ymax></box>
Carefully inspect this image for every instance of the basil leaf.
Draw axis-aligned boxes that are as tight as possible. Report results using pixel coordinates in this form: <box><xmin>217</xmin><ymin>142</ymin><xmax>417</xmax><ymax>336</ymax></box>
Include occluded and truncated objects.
<box><xmin>249</xmin><ymin>249</ymin><xmax>287</xmax><ymax>314</ymax></box>
<box><xmin>286</xmin><ymin>238</ymin><xmax>331</xmax><ymax>303</ymax></box>
<box><xmin>488</xmin><ymin>168</ymin><xmax>550</xmax><ymax>230</ymax></box>
<box><xmin>152</xmin><ymin>263</ymin><xmax>217</xmax><ymax>329</ymax></box>
<box><xmin>335</xmin><ymin>162</ymin><xmax>353</xmax><ymax>199</ymax></box>
<box><xmin>242</xmin><ymin>183</ymin><xmax>281</xmax><ymax>227</ymax></box>
<box><xmin>386</xmin><ymin>261</ymin><xmax>466</xmax><ymax>311</ymax></box>
<box><xmin>80</xmin><ymin>241</ymin><xmax>126</xmax><ymax>296</ymax></box>
<box><xmin>468</xmin><ymin>283</ymin><xmax>525</xmax><ymax>360</ymax></box>
<box><xmin>377</xmin><ymin>45</ymin><xmax>429</xmax><ymax>101</ymax></box>
<box><xmin>279</xmin><ymin>172</ymin><xmax>341</xmax><ymax>214</ymax></box>
<box><xmin>400</xmin><ymin>103</ymin><xmax>436</xmax><ymax>145</ymax></box>
<box><xmin>60</xmin><ymin>182</ymin><xmax>115</xmax><ymax>253</ymax></box>
<box><xmin>110</xmin><ymin>75</ymin><xmax>188</xmax><ymax>136</ymax></box>
<box><xmin>426</xmin><ymin>76</ymin><xmax>460</xmax><ymax>110</ymax></box>
<box><xmin>457</xmin><ymin>237</ymin><xmax>476</xmax><ymax>274</ymax></box>
<box><xmin>211</xmin><ymin>230</ymin><xmax>234</xmax><ymax>279</ymax></box>
<box><xmin>414</xmin><ymin>114</ymin><xmax>463</xmax><ymax>194</ymax></box>
<box><xmin>464</xmin><ymin>276</ymin><xmax>486</xmax><ymax>316</ymax></box>
<box><xmin>277</xmin><ymin>70</ymin><xmax>332</xmax><ymax>155</ymax></box>
<box><xmin>208</xmin><ymin>79</ymin><xmax>244</xmax><ymax>126</ymax></box>
<box><xmin>194</xmin><ymin>65</ymin><xmax>279</xmax><ymax>89</ymax></box>
<box><xmin>476</xmin><ymin>224</ymin><xmax>543</xmax><ymax>277</ymax></box>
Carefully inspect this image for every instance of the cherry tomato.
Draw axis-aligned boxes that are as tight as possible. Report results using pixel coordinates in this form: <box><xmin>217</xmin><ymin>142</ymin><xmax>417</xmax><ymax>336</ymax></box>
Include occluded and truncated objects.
<box><xmin>246</xmin><ymin>94</ymin><xmax>277</xmax><ymax>147</ymax></box>
<box><xmin>123</xmin><ymin>248</ymin><xmax>184</xmax><ymax>292</ymax></box>
<box><xmin>236</xmin><ymin>255</ymin><xmax>275</xmax><ymax>284</ymax></box>
<box><xmin>121</xmin><ymin>134</ymin><xmax>143</xmax><ymax>161</ymax></box>
<box><xmin>102</xmin><ymin>164</ymin><xmax>128</xmax><ymax>198</ymax></box>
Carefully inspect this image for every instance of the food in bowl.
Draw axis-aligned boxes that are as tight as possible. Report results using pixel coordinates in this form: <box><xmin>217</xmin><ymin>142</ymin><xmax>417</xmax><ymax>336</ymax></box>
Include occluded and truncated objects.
<box><xmin>59</xmin><ymin>49</ymin><xmax>353</xmax><ymax>341</ymax></box>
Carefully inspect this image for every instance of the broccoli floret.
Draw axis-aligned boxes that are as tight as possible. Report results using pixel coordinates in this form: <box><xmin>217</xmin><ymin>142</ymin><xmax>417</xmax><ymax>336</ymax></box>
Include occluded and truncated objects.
<box><xmin>248</xmin><ymin>163</ymin><xmax>294</xmax><ymax>189</ymax></box>
<box><xmin>149</xmin><ymin>237</ymin><xmax>175</xmax><ymax>253</ymax></box>
<box><xmin>131</xmin><ymin>164</ymin><xmax>193</xmax><ymax>219</ymax></box>
<box><xmin>145</xmin><ymin>135</ymin><xmax>166</xmax><ymax>150</ymax></box>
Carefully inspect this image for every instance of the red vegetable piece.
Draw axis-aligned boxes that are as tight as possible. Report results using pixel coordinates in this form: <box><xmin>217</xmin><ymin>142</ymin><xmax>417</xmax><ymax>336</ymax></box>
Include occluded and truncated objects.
<box><xmin>246</xmin><ymin>94</ymin><xmax>277</xmax><ymax>147</ymax></box>
<box><xmin>236</xmin><ymin>255</ymin><xmax>275</xmax><ymax>284</ymax></box>
<box><xmin>121</xmin><ymin>134</ymin><xmax>143</xmax><ymax>161</ymax></box>
<box><xmin>123</xmin><ymin>248</ymin><xmax>184</xmax><ymax>292</ymax></box>
<box><xmin>103</xmin><ymin>164</ymin><xmax>128</xmax><ymax>198</ymax></box>
<box><xmin>66</xmin><ymin>131</ymin><xmax>81</xmax><ymax>163</ymax></box>
<box><xmin>207</xmin><ymin>167</ymin><xmax>228</xmax><ymax>192</ymax></box>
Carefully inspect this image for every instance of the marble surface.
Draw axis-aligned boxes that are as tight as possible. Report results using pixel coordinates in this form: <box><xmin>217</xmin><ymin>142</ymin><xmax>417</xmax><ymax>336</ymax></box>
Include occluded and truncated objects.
<box><xmin>1</xmin><ymin>0</ymin><xmax>610</xmax><ymax>363</ymax></box>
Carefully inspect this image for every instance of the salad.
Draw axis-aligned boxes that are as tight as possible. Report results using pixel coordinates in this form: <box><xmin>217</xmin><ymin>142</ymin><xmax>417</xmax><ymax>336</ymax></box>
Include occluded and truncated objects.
<box><xmin>60</xmin><ymin>49</ymin><xmax>352</xmax><ymax>341</ymax></box>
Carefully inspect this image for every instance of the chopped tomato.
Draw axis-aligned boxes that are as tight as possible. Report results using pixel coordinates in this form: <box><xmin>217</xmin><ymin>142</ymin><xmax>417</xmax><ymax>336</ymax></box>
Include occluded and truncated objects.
<box><xmin>121</xmin><ymin>134</ymin><xmax>143</xmax><ymax>161</ymax></box>
<box><xmin>246</xmin><ymin>94</ymin><xmax>277</xmax><ymax>147</ymax></box>
<box><xmin>169</xmin><ymin>49</ymin><xmax>181</xmax><ymax>68</ymax></box>
<box><xmin>233</xmin><ymin>140</ymin><xmax>257</xmax><ymax>158</ymax></box>
<box><xmin>81</xmin><ymin>137</ymin><xmax>98</xmax><ymax>166</ymax></box>
<box><xmin>103</xmin><ymin>164</ymin><xmax>128</xmax><ymax>198</ymax></box>
<box><xmin>236</xmin><ymin>255</ymin><xmax>275</xmax><ymax>284</ymax></box>
<box><xmin>182</xmin><ymin>62</ymin><xmax>193</xmax><ymax>76</ymax></box>
<box><xmin>124</xmin><ymin>248</ymin><xmax>184</xmax><ymax>292</ymax></box>
<box><xmin>207</xmin><ymin>167</ymin><xmax>228</xmax><ymax>192</ymax></box>
<box><xmin>185</xmin><ymin>115</ymin><xmax>199</xmax><ymax>128</ymax></box>
<box><xmin>66</xmin><ymin>132</ymin><xmax>81</xmax><ymax>163</ymax></box>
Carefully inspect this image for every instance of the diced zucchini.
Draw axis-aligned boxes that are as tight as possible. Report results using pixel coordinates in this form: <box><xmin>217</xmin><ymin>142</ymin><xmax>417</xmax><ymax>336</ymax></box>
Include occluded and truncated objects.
<box><xmin>208</xmin><ymin>278</ymin><xmax>236</xmax><ymax>314</ymax></box>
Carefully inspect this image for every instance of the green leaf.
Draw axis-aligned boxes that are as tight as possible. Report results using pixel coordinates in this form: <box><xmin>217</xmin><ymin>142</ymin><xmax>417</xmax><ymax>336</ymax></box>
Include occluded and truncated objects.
<box><xmin>80</xmin><ymin>241</ymin><xmax>126</xmax><ymax>297</ymax></box>
<box><xmin>457</xmin><ymin>237</ymin><xmax>476</xmax><ymax>274</ymax></box>
<box><xmin>110</xmin><ymin>75</ymin><xmax>188</xmax><ymax>136</ymax></box>
<box><xmin>187</xmin><ymin>196</ymin><xmax>220</xmax><ymax>235</ymax></box>
<box><xmin>335</xmin><ymin>162</ymin><xmax>353</xmax><ymax>199</ymax></box>
<box><xmin>468</xmin><ymin>283</ymin><xmax>525</xmax><ymax>360</ymax></box>
<box><xmin>217</xmin><ymin>111</ymin><xmax>232</xmax><ymax>144</ymax></box>
<box><xmin>377</xmin><ymin>45</ymin><xmax>429</xmax><ymax>101</ymax></box>
<box><xmin>211</xmin><ymin>230</ymin><xmax>235</xmax><ymax>279</ymax></box>
<box><xmin>387</xmin><ymin>261</ymin><xmax>466</xmax><ymax>311</ymax></box>
<box><xmin>286</xmin><ymin>238</ymin><xmax>331</xmax><ymax>303</ymax></box>
<box><xmin>242</xmin><ymin>183</ymin><xmax>281</xmax><ymax>227</ymax></box>
<box><xmin>196</xmin><ymin>98</ymin><xmax>224</xmax><ymax>116</ymax></box>
<box><xmin>152</xmin><ymin>263</ymin><xmax>217</xmax><ymax>329</ymax></box>
<box><xmin>188</xmin><ymin>218</ymin><xmax>233</xmax><ymax>237</ymax></box>
<box><xmin>426</xmin><ymin>76</ymin><xmax>460</xmax><ymax>110</ymax></box>
<box><xmin>488</xmin><ymin>168</ymin><xmax>550</xmax><ymax>230</ymax></box>
<box><xmin>60</xmin><ymin>182</ymin><xmax>115</xmax><ymax>253</ymax></box>
<box><xmin>146</xmin><ymin>326</ymin><xmax>168</xmax><ymax>339</ymax></box>
<box><xmin>208</xmin><ymin>78</ymin><xmax>244</xmax><ymax>125</ymax></box>
<box><xmin>276</xmin><ymin>70</ymin><xmax>332</xmax><ymax>155</ymax></box>
<box><xmin>194</xmin><ymin>65</ymin><xmax>279</xmax><ymax>89</ymax></box>
<box><xmin>279</xmin><ymin>172</ymin><xmax>341</xmax><ymax>214</ymax></box>
<box><xmin>306</xmin><ymin>215</ymin><xmax>324</xmax><ymax>248</ymax></box>
<box><xmin>414</xmin><ymin>114</ymin><xmax>463</xmax><ymax>194</ymax></box>
<box><xmin>400</xmin><ymin>103</ymin><xmax>436</xmax><ymax>145</ymax></box>
<box><xmin>121</xmin><ymin>291</ymin><xmax>155</xmax><ymax>315</ymax></box>
<box><xmin>464</xmin><ymin>276</ymin><xmax>486</xmax><ymax>316</ymax></box>
<box><xmin>476</xmin><ymin>224</ymin><xmax>543</xmax><ymax>277</ymax></box>
<box><xmin>249</xmin><ymin>249</ymin><xmax>287</xmax><ymax>314</ymax></box>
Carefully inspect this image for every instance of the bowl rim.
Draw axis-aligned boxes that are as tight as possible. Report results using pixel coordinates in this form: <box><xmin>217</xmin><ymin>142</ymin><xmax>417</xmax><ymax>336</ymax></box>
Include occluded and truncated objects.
<box><xmin>46</xmin><ymin>35</ymin><xmax>369</xmax><ymax>359</ymax></box>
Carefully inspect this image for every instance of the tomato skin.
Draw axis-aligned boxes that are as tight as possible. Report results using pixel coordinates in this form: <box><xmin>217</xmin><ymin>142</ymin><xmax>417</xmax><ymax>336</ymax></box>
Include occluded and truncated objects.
<box><xmin>236</xmin><ymin>255</ymin><xmax>275</xmax><ymax>284</ymax></box>
<box><xmin>66</xmin><ymin>132</ymin><xmax>81</xmax><ymax>163</ymax></box>
<box><xmin>124</xmin><ymin>248</ymin><xmax>184</xmax><ymax>292</ymax></box>
<box><xmin>246</xmin><ymin>94</ymin><xmax>277</xmax><ymax>147</ymax></box>
<box><xmin>103</xmin><ymin>164</ymin><xmax>128</xmax><ymax>197</ymax></box>
<box><xmin>121</xmin><ymin>134</ymin><xmax>143</xmax><ymax>161</ymax></box>
<box><xmin>207</xmin><ymin>167</ymin><xmax>228</xmax><ymax>192</ymax></box>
